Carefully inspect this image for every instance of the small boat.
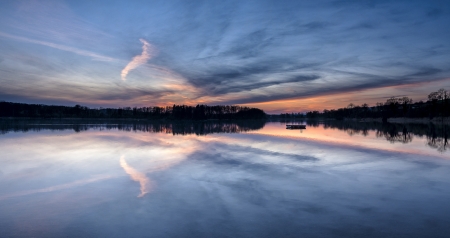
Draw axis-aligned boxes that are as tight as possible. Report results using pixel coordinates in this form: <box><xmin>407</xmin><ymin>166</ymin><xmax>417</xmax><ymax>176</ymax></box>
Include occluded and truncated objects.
<box><xmin>286</xmin><ymin>124</ymin><xmax>306</xmax><ymax>129</ymax></box>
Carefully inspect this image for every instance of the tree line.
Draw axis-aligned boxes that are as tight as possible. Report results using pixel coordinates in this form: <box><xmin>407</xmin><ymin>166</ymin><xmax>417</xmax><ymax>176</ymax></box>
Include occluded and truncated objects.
<box><xmin>276</xmin><ymin>88</ymin><xmax>449</xmax><ymax>120</ymax></box>
<box><xmin>0</xmin><ymin>102</ymin><xmax>266</xmax><ymax>120</ymax></box>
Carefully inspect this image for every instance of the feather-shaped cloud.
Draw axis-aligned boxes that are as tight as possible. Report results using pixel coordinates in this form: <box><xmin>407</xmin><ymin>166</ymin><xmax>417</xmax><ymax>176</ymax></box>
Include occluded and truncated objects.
<box><xmin>121</xmin><ymin>39</ymin><xmax>154</xmax><ymax>81</ymax></box>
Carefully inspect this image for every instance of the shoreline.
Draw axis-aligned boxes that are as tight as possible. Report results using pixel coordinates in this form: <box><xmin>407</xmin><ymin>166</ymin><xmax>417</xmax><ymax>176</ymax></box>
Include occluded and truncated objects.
<box><xmin>343</xmin><ymin>117</ymin><xmax>450</xmax><ymax>124</ymax></box>
<box><xmin>270</xmin><ymin>117</ymin><xmax>450</xmax><ymax>125</ymax></box>
<box><xmin>1</xmin><ymin>117</ymin><xmax>450</xmax><ymax>124</ymax></box>
<box><xmin>0</xmin><ymin>117</ymin><xmax>266</xmax><ymax>123</ymax></box>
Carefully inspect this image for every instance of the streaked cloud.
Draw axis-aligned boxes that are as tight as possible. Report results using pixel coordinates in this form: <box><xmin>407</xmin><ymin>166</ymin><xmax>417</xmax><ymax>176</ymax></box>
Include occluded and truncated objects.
<box><xmin>0</xmin><ymin>31</ymin><xmax>116</xmax><ymax>62</ymax></box>
<box><xmin>121</xmin><ymin>39</ymin><xmax>155</xmax><ymax>81</ymax></box>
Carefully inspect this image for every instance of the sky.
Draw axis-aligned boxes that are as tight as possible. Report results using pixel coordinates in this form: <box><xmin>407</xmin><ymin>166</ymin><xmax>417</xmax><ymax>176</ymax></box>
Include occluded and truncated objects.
<box><xmin>0</xmin><ymin>0</ymin><xmax>449</xmax><ymax>113</ymax></box>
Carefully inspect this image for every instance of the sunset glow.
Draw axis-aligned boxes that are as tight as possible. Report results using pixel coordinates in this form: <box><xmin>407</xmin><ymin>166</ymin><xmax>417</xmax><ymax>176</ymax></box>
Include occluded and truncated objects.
<box><xmin>0</xmin><ymin>1</ymin><xmax>449</xmax><ymax>112</ymax></box>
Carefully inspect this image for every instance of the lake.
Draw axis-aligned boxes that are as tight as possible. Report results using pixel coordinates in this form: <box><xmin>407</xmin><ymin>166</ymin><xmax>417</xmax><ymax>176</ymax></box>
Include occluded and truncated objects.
<box><xmin>1</xmin><ymin>120</ymin><xmax>449</xmax><ymax>237</ymax></box>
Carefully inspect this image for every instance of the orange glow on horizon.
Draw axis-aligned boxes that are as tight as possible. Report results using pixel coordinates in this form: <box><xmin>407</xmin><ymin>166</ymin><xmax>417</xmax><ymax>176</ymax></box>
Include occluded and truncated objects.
<box><xmin>241</xmin><ymin>78</ymin><xmax>450</xmax><ymax>113</ymax></box>
<box><xmin>36</xmin><ymin>75</ymin><xmax>449</xmax><ymax>114</ymax></box>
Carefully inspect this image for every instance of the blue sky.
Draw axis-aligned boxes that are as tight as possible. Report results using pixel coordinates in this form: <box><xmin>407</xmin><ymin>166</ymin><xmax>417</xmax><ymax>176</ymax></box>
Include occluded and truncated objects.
<box><xmin>0</xmin><ymin>0</ymin><xmax>449</xmax><ymax>113</ymax></box>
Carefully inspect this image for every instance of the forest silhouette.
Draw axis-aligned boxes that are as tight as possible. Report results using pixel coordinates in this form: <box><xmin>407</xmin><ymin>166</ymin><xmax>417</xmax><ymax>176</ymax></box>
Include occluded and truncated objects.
<box><xmin>0</xmin><ymin>103</ymin><xmax>266</xmax><ymax>120</ymax></box>
<box><xmin>277</xmin><ymin>89</ymin><xmax>450</xmax><ymax>121</ymax></box>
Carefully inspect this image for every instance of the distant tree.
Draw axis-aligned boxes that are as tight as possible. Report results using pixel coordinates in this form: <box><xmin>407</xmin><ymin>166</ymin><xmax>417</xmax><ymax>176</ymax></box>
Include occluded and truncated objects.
<box><xmin>428</xmin><ymin>89</ymin><xmax>449</xmax><ymax>118</ymax></box>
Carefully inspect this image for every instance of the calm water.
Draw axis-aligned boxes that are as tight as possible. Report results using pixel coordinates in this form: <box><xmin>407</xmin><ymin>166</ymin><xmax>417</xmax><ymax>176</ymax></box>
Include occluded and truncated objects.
<box><xmin>1</xmin><ymin>120</ymin><xmax>449</xmax><ymax>237</ymax></box>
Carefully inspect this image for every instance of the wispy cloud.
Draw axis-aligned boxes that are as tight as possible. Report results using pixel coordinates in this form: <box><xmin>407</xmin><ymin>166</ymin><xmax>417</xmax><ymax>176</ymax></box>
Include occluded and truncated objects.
<box><xmin>0</xmin><ymin>31</ymin><xmax>116</xmax><ymax>62</ymax></box>
<box><xmin>120</xmin><ymin>155</ymin><xmax>152</xmax><ymax>197</ymax></box>
<box><xmin>121</xmin><ymin>39</ymin><xmax>155</xmax><ymax>81</ymax></box>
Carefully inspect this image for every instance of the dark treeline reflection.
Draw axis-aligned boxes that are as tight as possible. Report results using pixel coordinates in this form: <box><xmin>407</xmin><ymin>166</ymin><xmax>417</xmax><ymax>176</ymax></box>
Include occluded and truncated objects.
<box><xmin>305</xmin><ymin>120</ymin><xmax>449</xmax><ymax>152</ymax></box>
<box><xmin>0</xmin><ymin>119</ymin><xmax>266</xmax><ymax>136</ymax></box>
<box><xmin>279</xmin><ymin>119</ymin><xmax>449</xmax><ymax>152</ymax></box>
<box><xmin>2</xmin><ymin>118</ymin><xmax>448</xmax><ymax>152</ymax></box>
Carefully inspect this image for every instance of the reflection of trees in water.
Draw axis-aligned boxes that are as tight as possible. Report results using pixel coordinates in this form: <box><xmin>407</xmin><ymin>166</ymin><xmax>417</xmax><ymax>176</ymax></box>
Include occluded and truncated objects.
<box><xmin>375</xmin><ymin>125</ymin><xmax>413</xmax><ymax>144</ymax></box>
<box><xmin>306</xmin><ymin>120</ymin><xmax>449</xmax><ymax>152</ymax></box>
<box><xmin>426</xmin><ymin>124</ymin><xmax>449</xmax><ymax>152</ymax></box>
<box><xmin>0</xmin><ymin>119</ymin><xmax>266</xmax><ymax>135</ymax></box>
<box><xmin>116</xmin><ymin>121</ymin><xmax>266</xmax><ymax>135</ymax></box>
<box><xmin>308</xmin><ymin>120</ymin><xmax>371</xmax><ymax>136</ymax></box>
<box><xmin>345</xmin><ymin>128</ymin><xmax>370</xmax><ymax>137</ymax></box>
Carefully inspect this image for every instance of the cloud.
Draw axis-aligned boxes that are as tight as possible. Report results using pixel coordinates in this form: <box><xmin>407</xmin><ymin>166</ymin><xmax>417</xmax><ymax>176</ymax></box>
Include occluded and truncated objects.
<box><xmin>178</xmin><ymin>59</ymin><xmax>322</xmax><ymax>95</ymax></box>
<box><xmin>213</xmin><ymin>74</ymin><xmax>320</xmax><ymax>95</ymax></box>
<box><xmin>0</xmin><ymin>31</ymin><xmax>116</xmax><ymax>62</ymax></box>
<box><xmin>120</xmin><ymin>155</ymin><xmax>152</xmax><ymax>197</ymax></box>
<box><xmin>204</xmin><ymin>66</ymin><xmax>448</xmax><ymax>105</ymax></box>
<box><xmin>121</xmin><ymin>39</ymin><xmax>155</xmax><ymax>81</ymax></box>
<box><xmin>408</xmin><ymin>67</ymin><xmax>442</xmax><ymax>77</ymax></box>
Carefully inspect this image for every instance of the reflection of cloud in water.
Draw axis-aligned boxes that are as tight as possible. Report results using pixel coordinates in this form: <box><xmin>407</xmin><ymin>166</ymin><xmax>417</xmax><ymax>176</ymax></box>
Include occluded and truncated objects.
<box><xmin>0</xmin><ymin>174</ymin><xmax>114</xmax><ymax>201</ymax></box>
<box><xmin>120</xmin><ymin>156</ymin><xmax>152</xmax><ymax>197</ymax></box>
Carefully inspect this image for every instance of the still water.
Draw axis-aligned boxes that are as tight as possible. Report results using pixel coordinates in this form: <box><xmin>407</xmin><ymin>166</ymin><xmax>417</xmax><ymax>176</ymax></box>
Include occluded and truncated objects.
<box><xmin>1</xmin><ymin>120</ymin><xmax>449</xmax><ymax>237</ymax></box>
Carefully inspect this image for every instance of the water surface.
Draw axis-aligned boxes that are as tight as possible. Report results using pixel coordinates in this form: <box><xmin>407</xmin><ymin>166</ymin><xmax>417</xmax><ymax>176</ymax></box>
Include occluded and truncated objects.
<box><xmin>1</xmin><ymin>120</ymin><xmax>449</xmax><ymax>237</ymax></box>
